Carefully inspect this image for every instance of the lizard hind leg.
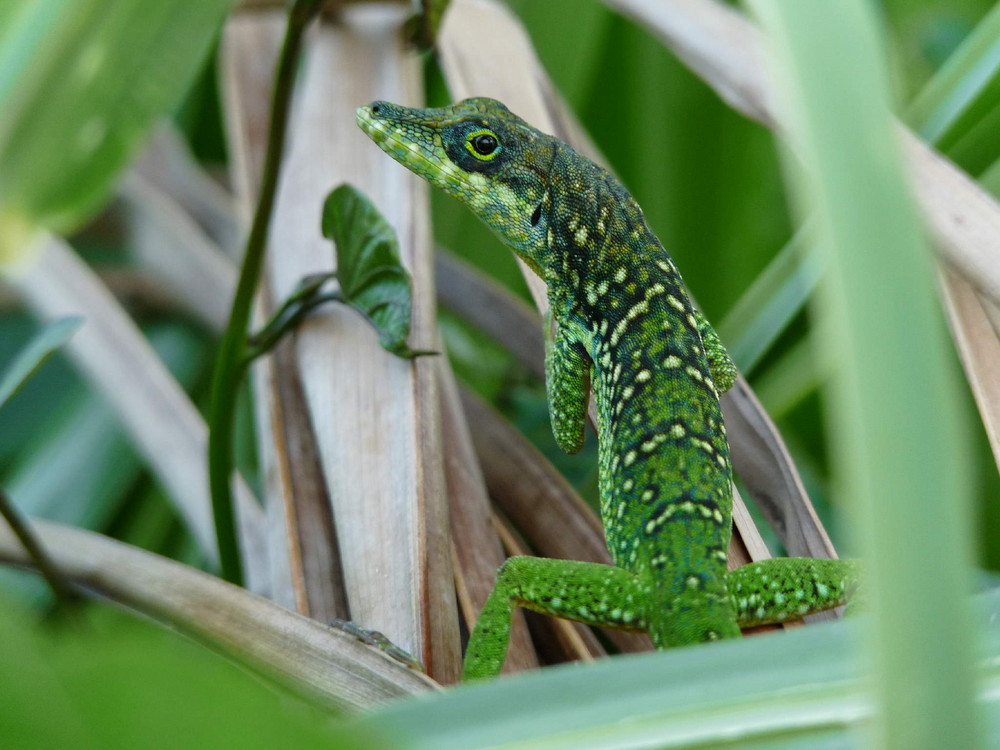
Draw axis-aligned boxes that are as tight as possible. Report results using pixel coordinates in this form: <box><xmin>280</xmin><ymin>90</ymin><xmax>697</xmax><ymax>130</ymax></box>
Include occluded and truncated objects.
<box><xmin>727</xmin><ymin>557</ymin><xmax>861</xmax><ymax>627</ymax></box>
<box><xmin>462</xmin><ymin>556</ymin><xmax>647</xmax><ymax>680</ymax></box>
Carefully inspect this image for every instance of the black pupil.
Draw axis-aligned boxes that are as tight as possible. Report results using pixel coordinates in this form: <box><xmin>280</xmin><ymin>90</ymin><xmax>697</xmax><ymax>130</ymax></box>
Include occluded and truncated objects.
<box><xmin>472</xmin><ymin>134</ymin><xmax>498</xmax><ymax>155</ymax></box>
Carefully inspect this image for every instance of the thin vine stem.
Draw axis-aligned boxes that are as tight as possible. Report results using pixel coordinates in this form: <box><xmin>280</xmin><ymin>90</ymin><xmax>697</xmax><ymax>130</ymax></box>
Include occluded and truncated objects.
<box><xmin>0</xmin><ymin>486</ymin><xmax>79</xmax><ymax>610</ymax></box>
<box><xmin>206</xmin><ymin>0</ymin><xmax>323</xmax><ymax>585</ymax></box>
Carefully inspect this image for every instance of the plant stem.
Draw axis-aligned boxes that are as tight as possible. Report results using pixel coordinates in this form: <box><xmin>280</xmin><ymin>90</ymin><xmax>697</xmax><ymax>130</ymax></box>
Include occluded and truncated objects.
<box><xmin>245</xmin><ymin>290</ymin><xmax>343</xmax><ymax>365</ymax></box>
<box><xmin>0</xmin><ymin>486</ymin><xmax>79</xmax><ymax>609</ymax></box>
<box><xmin>206</xmin><ymin>0</ymin><xmax>322</xmax><ymax>585</ymax></box>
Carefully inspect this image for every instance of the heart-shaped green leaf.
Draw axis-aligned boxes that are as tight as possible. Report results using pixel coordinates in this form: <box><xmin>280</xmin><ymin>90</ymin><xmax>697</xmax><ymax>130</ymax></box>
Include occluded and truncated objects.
<box><xmin>321</xmin><ymin>184</ymin><xmax>430</xmax><ymax>359</ymax></box>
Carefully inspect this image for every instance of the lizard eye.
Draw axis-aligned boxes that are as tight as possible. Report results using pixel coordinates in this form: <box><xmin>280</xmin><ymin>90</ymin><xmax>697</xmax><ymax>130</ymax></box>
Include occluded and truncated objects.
<box><xmin>466</xmin><ymin>129</ymin><xmax>500</xmax><ymax>160</ymax></box>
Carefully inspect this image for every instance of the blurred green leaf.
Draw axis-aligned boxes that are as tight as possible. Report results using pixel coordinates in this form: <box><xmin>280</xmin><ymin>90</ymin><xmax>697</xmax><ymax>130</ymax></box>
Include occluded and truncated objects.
<box><xmin>4</xmin><ymin>323</ymin><xmax>203</xmax><ymax>530</ymax></box>
<box><xmin>0</xmin><ymin>0</ymin><xmax>234</xmax><ymax>264</ymax></box>
<box><xmin>749</xmin><ymin>0</ymin><xmax>979</xmax><ymax>746</ymax></box>
<box><xmin>0</xmin><ymin>599</ymin><xmax>389</xmax><ymax>749</ymax></box>
<box><xmin>321</xmin><ymin>183</ymin><xmax>429</xmax><ymax>359</ymax></box>
<box><xmin>0</xmin><ymin>323</ymin><xmax>208</xmax><ymax>605</ymax></box>
<box><xmin>0</xmin><ymin>316</ymin><xmax>80</xmax><ymax>409</ymax></box>
<box><xmin>361</xmin><ymin>590</ymin><xmax>1000</xmax><ymax>748</ymax></box>
<box><xmin>752</xmin><ymin>337</ymin><xmax>821</xmax><ymax>420</ymax></box>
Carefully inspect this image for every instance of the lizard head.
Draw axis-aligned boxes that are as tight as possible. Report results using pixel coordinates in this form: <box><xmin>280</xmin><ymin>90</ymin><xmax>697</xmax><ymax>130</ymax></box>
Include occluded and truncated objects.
<box><xmin>357</xmin><ymin>98</ymin><xmax>557</xmax><ymax>274</ymax></box>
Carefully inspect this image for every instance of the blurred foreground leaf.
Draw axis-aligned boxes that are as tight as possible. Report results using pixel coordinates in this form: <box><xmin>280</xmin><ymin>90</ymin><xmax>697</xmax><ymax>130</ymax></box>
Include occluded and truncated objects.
<box><xmin>750</xmin><ymin>0</ymin><xmax>979</xmax><ymax>745</ymax></box>
<box><xmin>0</xmin><ymin>600</ymin><xmax>389</xmax><ymax>749</ymax></box>
<box><xmin>361</xmin><ymin>589</ymin><xmax>1000</xmax><ymax>748</ymax></box>
<box><xmin>0</xmin><ymin>0</ymin><xmax>233</xmax><ymax>265</ymax></box>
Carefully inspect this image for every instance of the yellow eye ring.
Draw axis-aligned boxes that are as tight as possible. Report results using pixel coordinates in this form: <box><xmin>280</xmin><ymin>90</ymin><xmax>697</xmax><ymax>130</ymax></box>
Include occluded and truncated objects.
<box><xmin>465</xmin><ymin>129</ymin><xmax>500</xmax><ymax>161</ymax></box>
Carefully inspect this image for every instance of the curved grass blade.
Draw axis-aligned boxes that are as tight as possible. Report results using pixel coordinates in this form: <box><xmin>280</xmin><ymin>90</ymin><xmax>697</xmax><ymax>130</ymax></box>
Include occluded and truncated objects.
<box><xmin>749</xmin><ymin>0</ymin><xmax>980</xmax><ymax>745</ymax></box>
<box><xmin>0</xmin><ymin>316</ymin><xmax>81</xmax><ymax>409</ymax></box>
<box><xmin>907</xmin><ymin>2</ymin><xmax>1000</xmax><ymax>169</ymax></box>
<box><xmin>360</xmin><ymin>588</ymin><xmax>1000</xmax><ymax>748</ymax></box>
<box><xmin>0</xmin><ymin>316</ymin><xmax>83</xmax><ymax>610</ymax></box>
<box><xmin>207</xmin><ymin>0</ymin><xmax>323</xmax><ymax>587</ymax></box>
<box><xmin>717</xmin><ymin>225</ymin><xmax>819</xmax><ymax>373</ymax></box>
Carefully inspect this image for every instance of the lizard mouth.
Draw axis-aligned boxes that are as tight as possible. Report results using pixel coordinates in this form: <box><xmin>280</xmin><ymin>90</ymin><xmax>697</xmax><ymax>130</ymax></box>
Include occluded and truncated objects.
<box><xmin>355</xmin><ymin>105</ymin><xmax>401</xmax><ymax>152</ymax></box>
<box><xmin>355</xmin><ymin>105</ymin><xmax>382</xmax><ymax>140</ymax></box>
<box><xmin>356</xmin><ymin>103</ymin><xmax>481</xmax><ymax>197</ymax></box>
<box><xmin>356</xmin><ymin>103</ymin><xmax>435</xmax><ymax>163</ymax></box>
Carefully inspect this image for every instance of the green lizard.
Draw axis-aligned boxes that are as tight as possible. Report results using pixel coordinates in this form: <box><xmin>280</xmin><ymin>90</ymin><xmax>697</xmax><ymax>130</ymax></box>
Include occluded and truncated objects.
<box><xmin>357</xmin><ymin>98</ymin><xmax>860</xmax><ymax>680</ymax></box>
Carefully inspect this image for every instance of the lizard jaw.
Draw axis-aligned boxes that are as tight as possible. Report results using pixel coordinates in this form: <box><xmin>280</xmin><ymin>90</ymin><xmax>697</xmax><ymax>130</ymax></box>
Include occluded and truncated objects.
<box><xmin>356</xmin><ymin>103</ymin><xmax>487</xmax><ymax>199</ymax></box>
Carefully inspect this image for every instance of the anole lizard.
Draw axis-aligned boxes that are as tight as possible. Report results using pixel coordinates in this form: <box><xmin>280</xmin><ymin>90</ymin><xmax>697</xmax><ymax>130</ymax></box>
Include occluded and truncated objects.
<box><xmin>357</xmin><ymin>98</ymin><xmax>859</xmax><ymax>680</ymax></box>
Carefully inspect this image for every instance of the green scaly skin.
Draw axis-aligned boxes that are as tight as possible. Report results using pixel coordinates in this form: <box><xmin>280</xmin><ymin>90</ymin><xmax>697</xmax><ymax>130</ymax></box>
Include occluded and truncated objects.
<box><xmin>357</xmin><ymin>98</ymin><xmax>860</xmax><ymax>680</ymax></box>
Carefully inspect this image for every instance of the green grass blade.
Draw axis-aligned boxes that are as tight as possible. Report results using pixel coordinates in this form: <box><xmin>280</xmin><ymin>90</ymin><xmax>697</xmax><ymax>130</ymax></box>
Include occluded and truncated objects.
<box><xmin>717</xmin><ymin>224</ymin><xmax>819</xmax><ymax>373</ymax></box>
<box><xmin>747</xmin><ymin>1</ymin><xmax>980</xmax><ymax>747</ymax></box>
<box><xmin>0</xmin><ymin>316</ymin><xmax>81</xmax><ymax>409</ymax></box>
<box><xmin>361</xmin><ymin>590</ymin><xmax>1000</xmax><ymax>748</ymax></box>
<box><xmin>906</xmin><ymin>2</ymin><xmax>1000</xmax><ymax>157</ymax></box>
<box><xmin>207</xmin><ymin>0</ymin><xmax>322</xmax><ymax>586</ymax></box>
<box><xmin>751</xmin><ymin>337</ymin><xmax>820</xmax><ymax>420</ymax></box>
<box><xmin>0</xmin><ymin>0</ymin><xmax>233</xmax><ymax>265</ymax></box>
<box><xmin>367</xmin><ymin>618</ymin><xmax>863</xmax><ymax>750</ymax></box>
<box><xmin>0</xmin><ymin>316</ymin><xmax>83</xmax><ymax>609</ymax></box>
<box><xmin>981</xmin><ymin>153</ymin><xmax>1000</xmax><ymax>194</ymax></box>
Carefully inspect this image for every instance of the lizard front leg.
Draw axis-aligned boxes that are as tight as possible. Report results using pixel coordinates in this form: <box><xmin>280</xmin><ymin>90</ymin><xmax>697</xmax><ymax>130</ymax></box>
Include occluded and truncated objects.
<box><xmin>463</xmin><ymin>557</ymin><xmax>646</xmax><ymax>679</ymax></box>
<box><xmin>545</xmin><ymin>313</ymin><xmax>591</xmax><ymax>454</ymax></box>
<box><xmin>727</xmin><ymin>557</ymin><xmax>861</xmax><ymax>627</ymax></box>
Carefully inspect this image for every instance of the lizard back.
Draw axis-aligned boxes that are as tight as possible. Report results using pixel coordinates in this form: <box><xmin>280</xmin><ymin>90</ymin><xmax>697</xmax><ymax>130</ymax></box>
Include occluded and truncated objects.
<box><xmin>544</xmin><ymin>148</ymin><xmax>740</xmax><ymax>643</ymax></box>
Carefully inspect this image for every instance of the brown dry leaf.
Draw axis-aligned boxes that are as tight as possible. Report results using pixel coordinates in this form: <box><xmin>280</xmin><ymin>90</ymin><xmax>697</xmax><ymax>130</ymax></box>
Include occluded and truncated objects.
<box><xmin>438</xmin><ymin>359</ymin><xmax>538</xmax><ymax>674</ymax></box>
<box><xmin>0</xmin><ymin>518</ymin><xmax>437</xmax><ymax>712</ymax></box>
<box><xmin>222</xmin><ymin>6</ymin><xmax>461</xmax><ymax>682</ymax></box>
<box><xmin>720</xmin><ymin>381</ymin><xmax>837</xmax><ymax>561</ymax></box>
<box><xmin>940</xmin><ymin>268</ymin><xmax>1000</xmax><ymax>471</ymax></box>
